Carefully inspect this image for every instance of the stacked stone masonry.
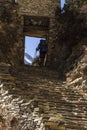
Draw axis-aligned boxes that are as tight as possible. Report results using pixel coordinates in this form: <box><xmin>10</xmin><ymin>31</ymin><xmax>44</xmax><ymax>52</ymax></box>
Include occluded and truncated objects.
<box><xmin>18</xmin><ymin>0</ymin><xmax>59</xmax><ymax>17</ymax></box>
<box><xmin>17</xmin><ymin>0</ymin><xmax>60</xmax><ymax>65</ymax></box>
<box><xmin>0</xmin><ymin>0</ymin><xmax>60</xmax><ymax>65</ymax></box>
<box><xmin>0</xmin><ymin>0</ymin><xmax>87</xmax><ymax>130</ymax></box>
<box><xmin>0</xmin><ymin>50</ymin><xmax>87</xmax><ymax>130</ymax></box>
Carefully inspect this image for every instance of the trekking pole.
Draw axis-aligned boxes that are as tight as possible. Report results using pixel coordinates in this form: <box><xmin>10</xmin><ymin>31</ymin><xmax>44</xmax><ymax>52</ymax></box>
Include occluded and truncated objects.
<box><xmin>32</xmin><ymin>50</ymin><xmax>37</xmax><ymax>63</ymax></box>
<box><xmin>44</xmin><ymin>53</ymin><xmax>47</xmax><ymax>66</ymax></box>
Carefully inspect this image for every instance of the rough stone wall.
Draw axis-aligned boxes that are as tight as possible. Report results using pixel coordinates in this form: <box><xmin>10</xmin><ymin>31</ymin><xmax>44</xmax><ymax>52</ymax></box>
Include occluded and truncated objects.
<box><xmin>49</xmin><ymin>1</ymin><xmax>87</xmax><ymax>73</ymax></box>
<box><xmin>64</xmin><ymin>1</ymin><xmax>87</xmax><ymax>73</ymax></box>
<box><xmin>47</xmin><ymin>18</ymin><xmax>58</xmax><ymax>67</ymax></box>
<box><xmin>0</xmin><ymin>0</ymin><xmax>24</xmax><ymax>65</ymax></box>
<box><xmin>18</xmin><ymin>0</ymin><xmax>59</xmax><ymax>17</ymax></box>
<box><xmin>0</xmin><ymin>0</ymin><xmax>87</xmax><ymax>70</ymax></box>
<box><xmin>0</xmin><ymin>0</ymin><xmax>60</xmax><ymax>66</ymax></box>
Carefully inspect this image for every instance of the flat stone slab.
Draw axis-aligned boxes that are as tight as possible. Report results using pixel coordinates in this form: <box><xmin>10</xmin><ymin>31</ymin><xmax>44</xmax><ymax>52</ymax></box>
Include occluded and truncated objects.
<box><xmin>45</xmin><ymin>122</ymin><xmax>65</xmax><ymax>130</ymax></box>
<box><xmin>0</xmin><ymin>75</ymin><xmax>15</xmax><ymax>81</ymax></box>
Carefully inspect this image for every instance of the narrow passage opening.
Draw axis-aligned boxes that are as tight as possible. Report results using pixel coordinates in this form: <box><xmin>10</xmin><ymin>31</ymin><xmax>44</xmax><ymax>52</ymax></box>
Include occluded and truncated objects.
<box><xmin>24</xmin><ymin>36</ymin><xmax>46</xmax><ymax>65</ymax></box>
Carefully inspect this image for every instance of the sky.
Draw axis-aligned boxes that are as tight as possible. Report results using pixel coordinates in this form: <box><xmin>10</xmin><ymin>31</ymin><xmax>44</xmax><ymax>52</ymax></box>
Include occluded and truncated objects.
<box><xmin>61</xmin><ymin>0</ymin><xmax>65</xmax><ymax>9</ymax></box>
<box><xmin>24</xmin><ymin>36</ymin><xmax>44</xmax><ymax>64</ymax></box>
<box><xmin>24</xmin><ymin>36</ymin><xmax>40</xmax><ymax>58</ymax></box>
<box><xmin>24</xmin><ymin>0</ymin><xmax>66</xmax><ymax>64</ymax></box>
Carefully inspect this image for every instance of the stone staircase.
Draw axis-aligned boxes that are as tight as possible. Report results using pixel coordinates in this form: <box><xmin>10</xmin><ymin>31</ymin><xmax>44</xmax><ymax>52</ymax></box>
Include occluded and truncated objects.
<box><xmin>0</xmin><ymin>64</ymin><xmax>87</xmax><ymax>130</ymax></box>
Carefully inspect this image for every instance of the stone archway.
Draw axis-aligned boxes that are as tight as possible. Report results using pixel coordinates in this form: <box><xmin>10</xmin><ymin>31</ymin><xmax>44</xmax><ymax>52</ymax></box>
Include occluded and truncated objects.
<box><xmin>23</xmin><ymin>15</ymin><xmax>49</xmax><ymax>66</ymax></box>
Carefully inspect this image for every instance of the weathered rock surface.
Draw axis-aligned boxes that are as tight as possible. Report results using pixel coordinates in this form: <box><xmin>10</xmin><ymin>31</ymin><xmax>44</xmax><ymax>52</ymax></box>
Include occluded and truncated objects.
<box><xmin>0</xmin><ymin>64</ymin><xmax>65</xmax><ymax>130</ymax></box>
<box><xmin>0</xmin><ymin>0</ymin><xmax>87</xmax><ymax>130</ymax></box>
<box><xmin>0</xmin><ymin>54</ymin><xmax>87</xmax><ymax>130</ymax></box>
<box><xmin>0</xmin><ymin>1</ymin><xmax>23</xmax><ymax>65</ymax></box>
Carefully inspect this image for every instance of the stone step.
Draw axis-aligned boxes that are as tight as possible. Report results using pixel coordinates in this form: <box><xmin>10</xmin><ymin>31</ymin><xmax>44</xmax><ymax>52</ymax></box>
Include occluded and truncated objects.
<box><xmin>0</xmin><ymin>65</ymin><xmax>87</xmax><ymax>130</ymax></box>
<box><xmin>66</xmin><ymin>124</ymin><xmax>87</xmax><ymax>130</ymax></box>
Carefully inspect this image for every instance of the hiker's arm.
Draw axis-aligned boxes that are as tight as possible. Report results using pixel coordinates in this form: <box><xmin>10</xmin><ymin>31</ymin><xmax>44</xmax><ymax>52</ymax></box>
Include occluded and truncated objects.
<box><xmin>36</xmin><ymin>47</ymin><xmax>39</xmax><ymax>51</ymax></box>
<box><xmin>36</xmin><ymin>43</ymin><xmax>40</xmax><ymax>51</ymax></box>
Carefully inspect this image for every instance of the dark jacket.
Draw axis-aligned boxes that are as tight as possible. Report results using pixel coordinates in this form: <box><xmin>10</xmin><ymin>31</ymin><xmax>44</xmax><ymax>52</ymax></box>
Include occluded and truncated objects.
<box><xmin>36</xmin><ymin>40</ymin><xmax>48</xmax><ymax>53</ymax></box>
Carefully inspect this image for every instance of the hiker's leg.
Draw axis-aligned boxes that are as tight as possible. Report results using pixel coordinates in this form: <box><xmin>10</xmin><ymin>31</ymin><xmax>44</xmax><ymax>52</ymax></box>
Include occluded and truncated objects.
<box><xmin>41</xmin><ymin>52</ymin><xmax>46</xmax><ymax>66</ymax></box>
<box><xmin>39</xmin><ymin>52</ymin><xmax>44</xmax><ymax>66</ymax></box>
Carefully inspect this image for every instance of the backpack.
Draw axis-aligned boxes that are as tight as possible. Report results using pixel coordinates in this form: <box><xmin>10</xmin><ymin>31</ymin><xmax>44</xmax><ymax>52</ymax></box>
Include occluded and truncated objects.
<box><xmin>39</xmin><ymin>40</ymin><xmax>48</xmax><ymax>52</ymax></box>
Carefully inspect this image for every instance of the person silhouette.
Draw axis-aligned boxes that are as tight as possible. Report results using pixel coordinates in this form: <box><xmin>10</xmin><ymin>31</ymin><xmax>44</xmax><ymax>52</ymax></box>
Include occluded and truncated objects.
<box><xmin>36</xmin><ymin>39</ymin><xmax>48</xmax><ymax>66</ymax></box>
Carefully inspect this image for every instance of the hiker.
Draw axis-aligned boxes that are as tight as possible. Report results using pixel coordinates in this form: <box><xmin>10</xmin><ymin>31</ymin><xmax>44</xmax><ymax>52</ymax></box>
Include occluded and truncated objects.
<box><xmin>36</xmin><ymin>39</ymin><xmax>48</xmax><ymax>66</ymax></box>
<box><xmin>12</xmin><ymin>0</ymin><xmax>17</xmax><ymax>4</ymax></box>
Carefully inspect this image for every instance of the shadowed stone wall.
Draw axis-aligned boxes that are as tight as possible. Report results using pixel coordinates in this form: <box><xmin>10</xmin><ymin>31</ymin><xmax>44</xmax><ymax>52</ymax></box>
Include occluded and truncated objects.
<box><xmin>0</xmin><ymin>0</ymin><xmax>24</xmax><ymax>65</ymax></box>
<box><xmin>0</xmin><ymin>0</ymin><xmax>60</xmax><ymax>66</ymax></box>
<box><xmin>49</xmin><ymin>1</ymin><xmax>87</xmax><ymax>72</ymax></box>
<box><xmin>0</xmin><ymin>0</ymin><xmax>87</xmax><ymax>70</ymax></box>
